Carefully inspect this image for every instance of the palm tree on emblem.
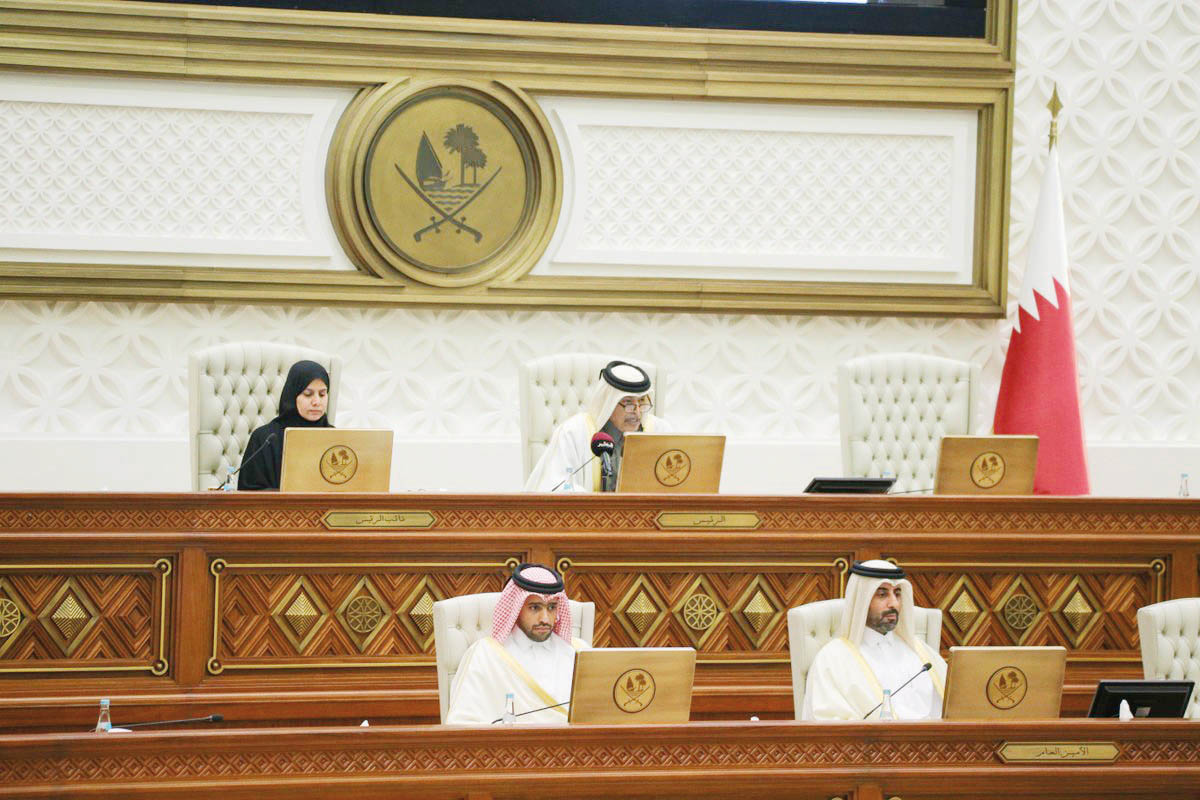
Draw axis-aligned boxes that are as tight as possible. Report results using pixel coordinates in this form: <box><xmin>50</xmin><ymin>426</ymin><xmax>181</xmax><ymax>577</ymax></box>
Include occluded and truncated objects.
<box><xmin>443</xmin><ymin>124</ymin><xmax>480</xmax><ymax>187</ymax></box>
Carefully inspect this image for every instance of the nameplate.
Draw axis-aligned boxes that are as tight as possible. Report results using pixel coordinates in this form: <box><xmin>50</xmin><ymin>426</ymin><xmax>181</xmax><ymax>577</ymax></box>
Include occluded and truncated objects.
<box><xmin>321</xmin><ymin>511</ymin><xmax>436</xmax><ymax>530</ymax></box>
<box><xmin>654</xmin><ymin>512</ymin><xmax>760</xmax><ymax>530</ymax></box>
<box><xmin>997</xmin><ymin>742</ymin><xmax>1119</xmax><ymax>763</ymax></box>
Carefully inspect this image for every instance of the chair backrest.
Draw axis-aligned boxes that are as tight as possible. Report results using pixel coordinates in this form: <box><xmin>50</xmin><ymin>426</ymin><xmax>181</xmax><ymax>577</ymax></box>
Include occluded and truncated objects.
<box><xmin>187</xmin><ymin>341</ymin><xmax>342</xmax><ymax>490</ymax></box>
<box><xmin>1137</xmin><ymin>597</ymin><xmax>1200</xmax><ymax>719</ymax></box>
<box><xmin>432</xmin><ymin>591</ymin><xmax>595</xmax><ymax>722</ymax></box>
<box><xmin>786</xmin><ymin>597</ymin><xmax>943</xmax><ymax>719</ymax></box>
<box><xmin>837</xmin><ymin>353</ymin><xmax>980</xmax><ymax>493</ymax></box>
<box><xmin>518</xmin><ymin>353</ymin><xmax>665</xmax><ymax>479</ymax></box>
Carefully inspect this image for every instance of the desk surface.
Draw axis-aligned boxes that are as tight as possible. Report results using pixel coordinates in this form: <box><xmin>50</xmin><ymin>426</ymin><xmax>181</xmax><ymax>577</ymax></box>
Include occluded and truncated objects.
<box><xmin>1</xmin><ymin>720</ymin><xmax>1197</xmax><ymax>799</ymax></box>
<box><xmin>0</xmin><ymin>492</ymin><xmax>1196</xmax><ymax>730</ymax></box>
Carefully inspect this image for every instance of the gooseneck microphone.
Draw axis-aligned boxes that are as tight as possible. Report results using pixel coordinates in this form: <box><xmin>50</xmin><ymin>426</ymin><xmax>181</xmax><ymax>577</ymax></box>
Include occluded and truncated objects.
<box><xmin>591</xmin><ymin>432</ymin><xmax>616</xmax><ymax>491</ymax></box>
<box><xmin>548</xmin><ymin>432</ymin><xmax>617</xmax><ymax>492</ymax></box>
<box><xmin>491</xmin><ymin>701</ymin><xmax>568</xmax><ymax>724</ymax></box>
<box><xmin>223</xmin><ymin>432</ymin><xmax>276</xmax><ymax>488</ymax></box>
<box><xmin>119</xmin><ymin>714</ymin><xmax>224</xmax><ymax>729</ymax></box>
<box><xmin>862</xmin><ymin>662</ymin><xmax>933</xmax><ymax>719</ymax></box>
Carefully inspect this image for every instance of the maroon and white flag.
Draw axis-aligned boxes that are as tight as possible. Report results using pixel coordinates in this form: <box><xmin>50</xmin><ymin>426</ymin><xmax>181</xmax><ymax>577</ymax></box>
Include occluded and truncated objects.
<box><xmin>993</xmin><ymin>143</ymin><xmax>1090</xmax><ymax>495</ymax></box>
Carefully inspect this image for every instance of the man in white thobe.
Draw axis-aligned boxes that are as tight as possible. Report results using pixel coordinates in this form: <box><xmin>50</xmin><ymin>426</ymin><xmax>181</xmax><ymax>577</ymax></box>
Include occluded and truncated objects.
<box><xmin>802</xmin><ymin>560</ymin><xmax>946</xmax><ymax>721</ymax></box>
<box><xmin>446</xmin><ymin>563</ymin><xmax>587</xmax><ymax>725</ymax></box>
<box><xmin>524</xmin><ymin>360</ymin><xmax>673</xmax><ymax>492</ymax></box>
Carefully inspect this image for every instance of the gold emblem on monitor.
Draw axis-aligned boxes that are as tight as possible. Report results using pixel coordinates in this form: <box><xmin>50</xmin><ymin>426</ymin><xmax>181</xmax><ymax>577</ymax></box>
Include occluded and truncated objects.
<box><xmin>327</xmin><ymin>78</ymin><xmax>561</xmax><ymax>289</ymax></box>
<box><xmin>986</xmin><ymin>665</ymin><xmax>1028</xmax><ymax>709</ymax></box>
<box><xmin>320</xmin><ymin>445</ymin><xmax>359</xmax><ymax>485</ymax></box>
<box><xmin>654</xmin><ymin>449</ymin><xmax>692</xmax><ymax>487</ymax></box>
<box><xmin>970</xmin><ymin>451</ymin><xmax>1006</xmax><ymax>488</ymax></box>
<box><xmin>613</xmin><ymin>667</ymin><xmax>656</xmax><ymax>713</ymax></box>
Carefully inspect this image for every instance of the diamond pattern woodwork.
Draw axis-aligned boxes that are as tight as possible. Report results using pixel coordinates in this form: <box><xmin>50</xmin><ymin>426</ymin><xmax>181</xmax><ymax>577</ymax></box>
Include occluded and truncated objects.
<box><xmin>0</xmin><ymin>566</ymin><xmax>165</xmax><ymax>669</ymax></box>
<box><xmin>567</xmin><ymin>564</ymin><xmax>840</xmax><ymax>657</ymax></box>
<box><xmin>908</xmin><ymin>566</ymin><xmax>1162</xmax><ymax>655</ymax></box>
<box><xmin>217</xmin><ymin>567</ymin><xmax>507</xmax><ymax>665</ymax></box>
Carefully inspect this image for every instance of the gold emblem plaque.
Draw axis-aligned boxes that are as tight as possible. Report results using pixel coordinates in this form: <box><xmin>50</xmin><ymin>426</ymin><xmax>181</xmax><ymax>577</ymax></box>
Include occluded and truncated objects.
<box><xmin>613</xmin><ymin>667</ymin><xmax>657</xmax><ymax>713</ymax></box>
<box><xmin>986</xmin><ymin>665</ymin><xmax>1028</xmax><ymax>709</ymax></box>
<box><xmin>320</xmin><ymin>445</ymin><xmax>358</xmax><ymax>485</ymax></box>
<box><xmin>970</xmin><ymin>451</ymin><xmax>1006</xmax><ymax>488</ymax></box>
<box><xmin>655</xmin><ymin>450</ymin><xmax>692</xmax><ymax>487</ymax></box>
<box><xmin>329</xmin><ymin>79</ymin><xmax>561</xmax><ymax>288</ymax></box>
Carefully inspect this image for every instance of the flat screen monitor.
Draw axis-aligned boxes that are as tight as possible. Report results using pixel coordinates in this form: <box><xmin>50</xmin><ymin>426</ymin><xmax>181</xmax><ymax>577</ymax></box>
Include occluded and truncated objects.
<box><xmin>1087</xmin><ymin>680</ymin><xmax>1194</xmax><ymax>719</ymax></box>
<box><xmin>804</xmin><ymin>477</ymin><xmax>895</xmax><ymax>494</ymax></box>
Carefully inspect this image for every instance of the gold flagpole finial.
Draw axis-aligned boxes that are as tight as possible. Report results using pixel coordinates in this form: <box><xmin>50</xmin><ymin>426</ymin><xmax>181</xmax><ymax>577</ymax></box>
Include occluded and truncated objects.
<box><xmin>1047</xmin><ymin>84</ymin><xmax>1063</xmax><ymax>152</ymax></box>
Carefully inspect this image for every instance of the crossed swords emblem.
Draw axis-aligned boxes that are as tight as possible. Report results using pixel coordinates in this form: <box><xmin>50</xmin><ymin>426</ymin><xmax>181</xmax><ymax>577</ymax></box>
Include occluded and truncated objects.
<box><xmin>395</xmin><ymin>164</ymin><xmax>502</xmax><ymax>244</ymax></box>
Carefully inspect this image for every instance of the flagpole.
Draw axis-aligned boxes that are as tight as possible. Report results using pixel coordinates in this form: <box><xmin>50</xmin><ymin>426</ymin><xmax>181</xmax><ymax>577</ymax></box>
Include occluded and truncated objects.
<box><xmin>1047</xmin><ymin>84</ymin><xmax>1062</xmax><ymax>152</ymax></box>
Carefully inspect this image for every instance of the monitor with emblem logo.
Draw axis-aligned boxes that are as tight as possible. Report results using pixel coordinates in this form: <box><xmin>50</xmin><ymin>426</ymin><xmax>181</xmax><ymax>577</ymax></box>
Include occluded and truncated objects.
<box><xmin>279</xmin><ymin>429</ymin><xmax>393</xmax><ymax>493</ymax></box>
<box><xmin>616</xmin><ymin>433</ymin><xmax>725</xmax><ymax>494</ymax></box>
<box><xmin>568</xmin><ymin>647</ymin><xmax>696</xmax><ymax>724</ymax></box>
<box><xmin>934</xmin><ymin>435</ymin><xmax>1038</xmax><ymax>495</ymax></box>
<box><xmin>943</xmin><ymin>646</ymin><xmax>1066</xmax><ymax>720</ymax></box>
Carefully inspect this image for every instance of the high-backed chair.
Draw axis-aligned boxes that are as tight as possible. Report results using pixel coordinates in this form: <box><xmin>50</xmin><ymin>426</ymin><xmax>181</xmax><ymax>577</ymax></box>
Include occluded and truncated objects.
<box><xmin>432</xmin><ymin>592</ymin><xmax>595</xmax><ymax>722</ymax></box>
<box><xmin>188</xmin><ymin>342</ymin><xmax>342</xmax><ymax>490</ymax></box>
<box><xmin>838</xmin><ymin>353</ymin><xmax>981</xmax><ymax>493</ymax></box>
<box><xmin>518</xmin><ymin>353</ymin><xmax>665</xmax><ymax>480</ymax></box>
<box><xmin>1137</xmin><ymin>597</ymin><xmax>1200</xmax><ymax>719</ymax></box>
<box><xmin>787</xmin><ymin>598</ymin><xmax>943</xmax><ymax>719</ymax></box>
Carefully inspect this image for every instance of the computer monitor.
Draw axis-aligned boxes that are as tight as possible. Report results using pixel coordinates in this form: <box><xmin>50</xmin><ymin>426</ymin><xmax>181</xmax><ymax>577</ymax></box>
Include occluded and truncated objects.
<box><xmin>1087</xmin><ymin>680</ymin><xmax>1194</xmax><ymax>718</ymax></box>
<box><xmin>803</xmin><ymin>477</ymin><xmax>895</xmax><ymax>494</ymax></box>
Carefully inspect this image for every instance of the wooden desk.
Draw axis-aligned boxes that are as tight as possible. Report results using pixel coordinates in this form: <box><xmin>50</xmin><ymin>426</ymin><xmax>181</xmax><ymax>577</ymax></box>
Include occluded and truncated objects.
<box><xmin>0</xmin><ymin>493</ymin><xmax>1196</xmax><ymax>730</ymax></box>
<box><xmin>0</xmin><ymin>720</ymin><xmax>1197</xmax><ymax>799</ymax></box>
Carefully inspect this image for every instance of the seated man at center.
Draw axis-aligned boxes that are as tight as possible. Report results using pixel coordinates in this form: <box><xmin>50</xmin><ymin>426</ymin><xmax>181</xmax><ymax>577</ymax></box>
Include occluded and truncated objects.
<box><xmin>525</xmin><ymin>360</ymin><xmax>672</xmax><ymax>492</ymax></box>
<box><xmin>446</xmin><ymin>563</ymin><xmax>588</xmax><ymax>725</ymax></box>
<box><xmin>802</xmin><ymin>560</ymin><xmax>947</xmax><ymax>720</ymax></box>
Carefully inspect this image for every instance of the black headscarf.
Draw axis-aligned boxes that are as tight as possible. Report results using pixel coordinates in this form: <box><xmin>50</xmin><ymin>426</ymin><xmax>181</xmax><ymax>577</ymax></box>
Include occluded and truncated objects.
<box><xmin>237</xmin><ymin>360</ymin><xmax>333</xmax><ymax>490</ymax></box>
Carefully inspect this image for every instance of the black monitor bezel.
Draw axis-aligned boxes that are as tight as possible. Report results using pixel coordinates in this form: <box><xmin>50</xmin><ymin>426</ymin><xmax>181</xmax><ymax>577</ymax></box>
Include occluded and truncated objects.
<box><xmin>1087</xmin><ymin>680</ymin><xmax>1195</xmax><ymax>719</ymax></box>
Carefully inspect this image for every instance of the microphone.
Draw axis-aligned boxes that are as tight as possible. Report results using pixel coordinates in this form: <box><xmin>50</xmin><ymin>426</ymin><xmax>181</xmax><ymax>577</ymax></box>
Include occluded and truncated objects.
<box><xmin>491</xmin><ymin>701</ymin><xmax>568</xmax><ymax>724</ymax></box>
<box><xmin>862</xmin><ymin>662</ymin><xmax>933</xmax><ymax>719</ymax></box>
<box><xmin>224</xmin><ymin>432</ymin><xmax>276</xmax><ymax>488</ymax></box>
<box><xmin>118</xmin><ymin>714</ymin><xmax>223</xmax><ymax>729</ymax></box>
<box><xmin>591</xmin><ymin>432</ymin><xmax>616</xmax><ymax>491</ymax></box>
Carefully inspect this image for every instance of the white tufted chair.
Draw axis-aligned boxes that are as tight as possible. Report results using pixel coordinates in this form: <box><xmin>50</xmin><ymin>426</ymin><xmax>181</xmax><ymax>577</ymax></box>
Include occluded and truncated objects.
<box><xmin>518</xmin><ymin>353</ymin><xmax>665</xmax><ymax>480</ymax></box>
<box><xmin>838</xmin><ymin>353</ymin><xmax>981</xmax><ymax>493</ymax></box>
<box><xmin>787</xmin><ymin>598</ymin><xmax>943</xmax><ymax>719</ymax></box>
<box><xmin>188</xmin><ymin>342</ymin><xmax>342</xmax><ymax>490</ymax></box>
<box><xmin>432</xmin><ymin>592</ymin><xmax>595</xmax><ymax>722</ymax></box>
<box><xmin>1137</xmin><ymin>598</ymin><xmax>1200</xmax><ymax>719</ymax></box>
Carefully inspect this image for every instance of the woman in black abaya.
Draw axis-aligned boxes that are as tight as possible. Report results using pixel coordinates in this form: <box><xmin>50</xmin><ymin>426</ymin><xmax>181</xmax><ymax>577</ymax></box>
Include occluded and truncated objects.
<box><xmin>237</xmin><ymin>360</ymin><xmax>332</xmax><ymax>490</ymax></box>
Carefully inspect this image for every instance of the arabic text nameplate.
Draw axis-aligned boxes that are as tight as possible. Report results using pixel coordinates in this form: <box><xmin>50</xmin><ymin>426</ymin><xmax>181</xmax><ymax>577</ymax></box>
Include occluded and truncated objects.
<box><xmin>997</xmin><ymin>742</ymin><xmax>1119</xmax><ymax>763</ymax></box>
<box><xmin>655</xmin><ymin>512</ymin><xmax>761</xmax><ymax>530</ymax></box>
<box><xmin>322</xmin><ymin>511</ymin><xmax>437</xmax><ymax>531</ymax></box>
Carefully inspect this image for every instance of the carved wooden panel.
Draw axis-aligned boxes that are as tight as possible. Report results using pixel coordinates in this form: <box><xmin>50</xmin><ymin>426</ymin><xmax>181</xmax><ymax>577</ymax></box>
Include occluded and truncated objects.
<box><xmin>904</xmin><ymin>561</ymin><xmax>1166</xmax><ymax>656</ymax></box>
<box><xmin>0</xmin><ymin>559</ymin><xmax>170</xmax><ymax>675</ymax></box>
<box><xmin>208</xmin><ymin>559</ymin><xmax>511</xmax><ymax>673</ymax></box>
<box><xmin>558</xmin><ymin>558</ymin><xmax>847</xmax><ymax>659</ymax></box>
<box><xmin>2</xmin><ymin>721</ymin><xmax>1198</xmax><ymax>799</ymax></box>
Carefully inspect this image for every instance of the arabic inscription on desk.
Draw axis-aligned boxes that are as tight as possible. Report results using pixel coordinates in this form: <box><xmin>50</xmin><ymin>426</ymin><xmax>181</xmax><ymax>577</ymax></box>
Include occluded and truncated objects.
<box><xmin>997</xmin><ymin>741</ymin><xmax>1119</xmax><ymax>763</ymax></box>
<box><xmin>321</xmin><ymin>511</ymin><xmax>437</xmax><ymax>530</ymax></box>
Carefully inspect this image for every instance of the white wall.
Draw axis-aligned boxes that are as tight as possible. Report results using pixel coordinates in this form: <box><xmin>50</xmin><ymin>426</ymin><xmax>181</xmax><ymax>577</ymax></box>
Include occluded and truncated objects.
<box><xmin>0</xmin><ymin>0</ymin><xmax>1197</xmax><ymax>496</ymax></box>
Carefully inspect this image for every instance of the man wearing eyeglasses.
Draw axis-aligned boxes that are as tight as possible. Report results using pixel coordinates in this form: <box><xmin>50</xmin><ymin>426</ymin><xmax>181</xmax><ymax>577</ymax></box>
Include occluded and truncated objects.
<box><xmin>524</xmin><ymin>360</ymin><xmax>673</xmax><ymax>492</ymax></box>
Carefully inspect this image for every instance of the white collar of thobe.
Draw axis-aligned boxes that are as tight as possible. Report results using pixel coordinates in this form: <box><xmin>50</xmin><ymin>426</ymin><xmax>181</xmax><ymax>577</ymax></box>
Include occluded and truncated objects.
<box><xmin>860</xmin><ymin>627</ymin><xmax>893</xmax><ymax>648</ymax></box>
<box><xmin>507</xmin><ymin>626</ymin><xmax>557</xmax><ymax>654</ymax></box>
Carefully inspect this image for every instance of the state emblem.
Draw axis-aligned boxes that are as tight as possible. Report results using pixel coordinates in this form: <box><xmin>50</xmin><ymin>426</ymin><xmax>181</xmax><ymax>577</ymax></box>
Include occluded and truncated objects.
<box><xmin>328</xmin><ymin>79</ymin><xmax>561</xmax><ymax>288</ymax></box>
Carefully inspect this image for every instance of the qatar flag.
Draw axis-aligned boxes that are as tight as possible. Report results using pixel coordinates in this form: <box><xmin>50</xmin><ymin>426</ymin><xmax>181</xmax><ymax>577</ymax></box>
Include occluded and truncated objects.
<box><xmin>992</xmin><ymin>143</ymin><xmax>1090</xmax><ymax>495</ymax></box>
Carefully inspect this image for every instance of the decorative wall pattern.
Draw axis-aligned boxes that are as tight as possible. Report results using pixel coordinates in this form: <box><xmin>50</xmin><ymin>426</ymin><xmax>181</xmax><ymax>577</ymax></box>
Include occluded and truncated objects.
<box><xmin>0</xmin><ymin>0</ymin><xmax>1197</xmax><ymax>486</ymax></box>
<box><xmin>0</xmin><ymin>74</ymin><xmax>355</xmax><ymax>269</ymax></box>
<box><xmin>539</xmin><ymin>96</ymin><xmax>975</xmax><ymax>281</ymax></box>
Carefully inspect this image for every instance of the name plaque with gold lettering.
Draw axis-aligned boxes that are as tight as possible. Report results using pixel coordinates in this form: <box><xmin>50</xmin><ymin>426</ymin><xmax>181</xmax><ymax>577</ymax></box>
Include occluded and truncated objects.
<box><xmin>997</xmin><ymin>742</ymin><xmax>1120</xmax><ymax>763</ymax></box>
<box><xmin>321</xmin><ymin>511</ymin><xmax>437</xmax><ymax>531</ymax></box>
<box><xmin>655</xmin><ymin>512</ymin><xmax>761</xmax><ymax>530</ymax></box>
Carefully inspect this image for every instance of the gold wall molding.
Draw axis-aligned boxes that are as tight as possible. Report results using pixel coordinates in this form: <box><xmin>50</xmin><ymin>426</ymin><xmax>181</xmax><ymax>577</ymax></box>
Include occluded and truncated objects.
<box><xmin>0</xmin><ymin>0</ymin><xmax>1015</xmax><ymax>317</ymax></box>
